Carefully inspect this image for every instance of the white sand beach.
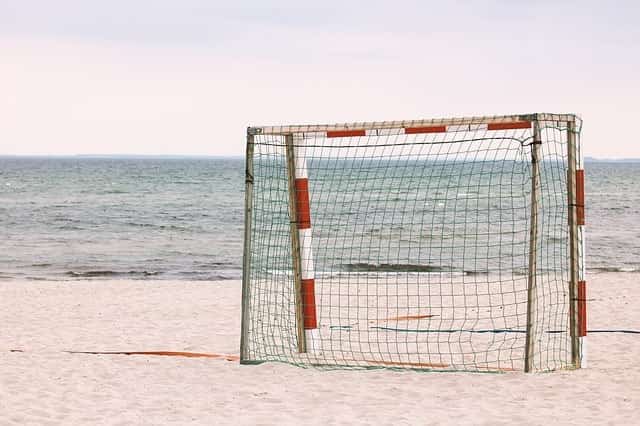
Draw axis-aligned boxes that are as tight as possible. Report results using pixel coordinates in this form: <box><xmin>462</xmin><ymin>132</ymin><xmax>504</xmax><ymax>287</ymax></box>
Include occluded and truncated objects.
<box><xmin>1</xmin><ymin>272</ymin><xmax>638</xmax><ymax>425</ymax></box>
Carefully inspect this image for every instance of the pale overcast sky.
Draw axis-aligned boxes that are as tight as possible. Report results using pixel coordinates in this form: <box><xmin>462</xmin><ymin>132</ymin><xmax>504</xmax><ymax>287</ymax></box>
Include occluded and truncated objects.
<box><xmin>1</xmin><ymin>1</ymin><xmax>638</xmax><ymax>157</ymax></box>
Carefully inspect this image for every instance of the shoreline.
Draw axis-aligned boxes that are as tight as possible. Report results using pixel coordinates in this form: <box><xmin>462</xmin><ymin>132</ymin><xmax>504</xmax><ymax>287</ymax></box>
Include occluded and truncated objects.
<box><xmin>1</xmin><ymin>267</ymin><xmax>638</xmax><ymax>283</ymax></box>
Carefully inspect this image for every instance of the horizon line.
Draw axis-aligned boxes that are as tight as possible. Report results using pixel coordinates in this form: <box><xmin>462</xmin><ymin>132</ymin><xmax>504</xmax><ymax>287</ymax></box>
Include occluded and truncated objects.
<box><xmin>0</xmin><ymin>154</ymin><xmax>244</xmax><ymax>159</ymax></box>
<box><xmin>1</xmin><ymin>154</ymin><xmax>640</xmax><ymax>162</ymax></box>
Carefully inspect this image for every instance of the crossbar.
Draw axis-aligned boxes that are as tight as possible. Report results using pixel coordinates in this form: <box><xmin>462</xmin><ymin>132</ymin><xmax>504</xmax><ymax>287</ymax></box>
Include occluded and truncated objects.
<box><xmin>249</xmin><ymin>113</ymin><xmax>577</xmax><ymax>135</ymax></box>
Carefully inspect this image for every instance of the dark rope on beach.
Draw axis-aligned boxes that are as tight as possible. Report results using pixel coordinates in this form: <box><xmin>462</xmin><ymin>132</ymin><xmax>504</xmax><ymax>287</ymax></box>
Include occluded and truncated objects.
<box><xmin>368</xmin><ymin>326</ymin><xmax>640</xmax><ymax>334</ymax></box>
<box><xmin>5</xmin><ymin>349</ymin><xmax>239</xmax><ymax>360</ymax></box>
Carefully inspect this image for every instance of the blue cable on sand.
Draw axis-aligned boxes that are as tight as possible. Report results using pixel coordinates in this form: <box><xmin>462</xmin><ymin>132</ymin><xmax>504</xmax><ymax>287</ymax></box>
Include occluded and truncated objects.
<box><xmin>369</xmin><ymin>326</ymin><xmax>640</xmax><ymax>334</ymax></box>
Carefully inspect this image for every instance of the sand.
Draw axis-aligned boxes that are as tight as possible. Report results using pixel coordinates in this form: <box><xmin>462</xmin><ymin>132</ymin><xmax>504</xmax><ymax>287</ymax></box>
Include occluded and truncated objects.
<box><xmin>1</xmin><ymin>272</ymin><xmax>638</xmax><ymax>425</ymax></box>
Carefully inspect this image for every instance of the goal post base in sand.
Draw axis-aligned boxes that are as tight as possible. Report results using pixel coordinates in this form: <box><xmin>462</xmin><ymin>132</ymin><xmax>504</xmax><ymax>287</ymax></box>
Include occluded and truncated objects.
<box><xmin>241</xmin><ymin>113</ymin><xmax>585</xmax><ymax>373</ymax></box>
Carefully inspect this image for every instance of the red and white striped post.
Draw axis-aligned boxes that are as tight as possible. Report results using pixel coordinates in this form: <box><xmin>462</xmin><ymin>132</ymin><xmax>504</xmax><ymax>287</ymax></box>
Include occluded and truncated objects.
<box><xmin>576</xmin><ymin>151</ymin><xmax>587</xmax><ymax>367</ymax></box>
<box><xmin>286</xmin><ymin>134</ymin><xmax>319</xmax><ymax>353</ymax></box>
<box><xmin>568</xmin><ymin>118</ymin><xmax>587</xmax><ymax>368</ymax></box>
<box><xmin>294</xmin><ymin>136</ymin><xmax>320</xmax><ymax>351</ymax></box>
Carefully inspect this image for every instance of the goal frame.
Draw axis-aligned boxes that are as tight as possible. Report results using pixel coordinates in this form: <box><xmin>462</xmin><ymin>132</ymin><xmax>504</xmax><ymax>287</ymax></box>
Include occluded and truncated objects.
<box><xmin>241</xmin><ymin>112</ymin><xmax>586</xmax><ymax>372</ymax></box>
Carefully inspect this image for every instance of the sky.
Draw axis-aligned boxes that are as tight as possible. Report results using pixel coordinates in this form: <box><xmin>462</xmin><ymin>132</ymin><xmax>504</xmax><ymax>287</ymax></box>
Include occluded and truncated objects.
<box><xmin>1</xmin><ymin>1</ymin><xmax>639</xmax><ymax>158</ymax></box>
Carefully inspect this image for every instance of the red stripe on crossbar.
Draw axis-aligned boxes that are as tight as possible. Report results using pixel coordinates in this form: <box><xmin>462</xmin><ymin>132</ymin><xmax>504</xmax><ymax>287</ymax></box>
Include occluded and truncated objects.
<box><xmin>487</xmin><ymin>121</ymin><xmax>531</xmax><ymax>131</ymax></box>
<box><xmin>578</xmin><ymin>280</ymin><xmax>587</xmax><ymax>337</ymax></box>
<box><xmin>576</xmin><ymin>169</ymin><xmax>585</xmax><ymax>225</ymax></box>
<box><xmin>301</xmin><ymin>278</ymin><xmax>317</xmax><ymax>329</ymax></box>
<box><xmin>295</xmin><ymin>178</ymin><xmax>311</xmax><ymax>229</ymax></box>
<box><xmin>326</xmin><ymin>129</ymin><xmax>366</xmax><ymax>138</ymax></box>
<box><xmin>404</xmin><ymin>126</ymin><xmax>447</xmax><ymax>134</ymax></box>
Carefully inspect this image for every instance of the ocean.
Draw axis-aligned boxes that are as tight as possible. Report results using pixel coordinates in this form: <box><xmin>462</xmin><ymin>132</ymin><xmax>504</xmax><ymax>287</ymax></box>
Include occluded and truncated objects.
<box><xmin>0</xmin><ymin>157</ymin><xmax>638</xmax><ymax>281</ymax></box>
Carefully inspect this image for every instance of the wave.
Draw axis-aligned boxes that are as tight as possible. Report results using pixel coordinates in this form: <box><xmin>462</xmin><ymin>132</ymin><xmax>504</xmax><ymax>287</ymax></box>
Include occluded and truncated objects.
<box><xmin>546</xmin><ymin>237</ymin><xmax>565</xmax><ymax>243</ymax></box>
<box><xmin>124</xmin><ymin>222</ymin><xmax>193</xmax><ymax>232</ymax></box>
<box><xmin>57</xmin><ymin>225</ymin><xmax>86</xmax><ymax>231</ymax></box>
<box><xmin>339</xmin><ymin>263</ymin><xmax>487</xmax><ymax>275</ymax></box>
<box><xmin>337</xmin><ymin>264</ymin><xmax>638</xmax><ymax>275</ymax></box>
<box><xmin>341</xmin><ymin>263</ymin><xmax>452</xmax><ymax>273</ymax></box>
<box><xmin>172</xmin><ymin>271</ymin><xmax>241</xmax><ymax>281</ymax></box>
<box><xmin>194</xmin><ymin>261</ymin><xmax>235</xmax><ymax>269</ymax></box>
<box><xmin>62</xmin><ymin>269</ymin><xmax>240</xmax><ymax>281</ymax></box>
<box><xmin>65</xmin><ymin>270</ymin><xmax>162</xmax><ymax>278</ymax></box>
<box><xmin>589</xmin><ymin>267</ymin><xmax>640</xmax><ymax>273</ymax></box>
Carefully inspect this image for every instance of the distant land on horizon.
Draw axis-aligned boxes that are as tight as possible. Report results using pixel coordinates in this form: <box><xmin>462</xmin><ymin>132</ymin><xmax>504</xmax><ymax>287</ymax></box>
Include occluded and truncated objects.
<box><xmin>75</xmin><ymin>154</ymin><xmax>244</xmax><ymax>159</ymax></box>
<box><xmin>1</xmin><ymin>154</ymin><xmax>640</xmax><ymax>162</ymax></box>
<box><xmin>0</xmin><ymin>154</ymin><xmax>244</xmax><ymax>159</ymax></box>
<box><xmin>584</xmin><ymin>157</ymin><xmax>640</xmax><ymax>163</ymax></box>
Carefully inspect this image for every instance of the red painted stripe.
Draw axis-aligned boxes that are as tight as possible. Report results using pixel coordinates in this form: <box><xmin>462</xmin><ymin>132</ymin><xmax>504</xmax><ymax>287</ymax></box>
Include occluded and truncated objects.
<box><xmin>326</xmin><ymin>129</ymin><xmax>366</xmax><ymax>138</ymax></box>
<box><xmin>66</xmin><ymin>351</ymin><xmax>239</xmax><ymax>360</ymax></box>
<box><xmin>487</xmin><ymin>121</ymin><xmax>531</xmax><ymax>131</ymax></box>
<box><xmin>576</xmin><ymin>169</ymin><xmax>585</xmax><ymax>225</ymax></box>
<box><xmin>294</xmin><ymin>178</ymin><xmax>311</xmax><ymax>229</ymax></box>
<box><xmin>301</xmin><ymin>278</ymin><xmax>317</xmax><ymax>329</ymax></box>
<box><xmin>578</xmin><ymin>280</ymin><xmax>587</xmax><ymax>337</ymax></box>
<box><xmin>404</xmin><ymin>125</ymin><xmax>447</xmax><ymax>134</ymax></box>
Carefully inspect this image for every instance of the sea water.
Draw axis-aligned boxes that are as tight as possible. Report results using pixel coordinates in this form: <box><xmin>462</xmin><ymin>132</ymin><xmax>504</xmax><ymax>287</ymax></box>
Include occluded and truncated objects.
<box><xmin>0</xmin><ymin>157</ymin><xmax>638</xmax><ymax>281</ymax></box>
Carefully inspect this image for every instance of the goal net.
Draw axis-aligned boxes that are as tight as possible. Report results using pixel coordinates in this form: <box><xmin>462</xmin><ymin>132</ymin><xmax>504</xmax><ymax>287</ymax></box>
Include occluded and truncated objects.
<box><xmin>241</xmin><ymin>113</ymin><xmax>585</xmax><ymax>373</ymax></box>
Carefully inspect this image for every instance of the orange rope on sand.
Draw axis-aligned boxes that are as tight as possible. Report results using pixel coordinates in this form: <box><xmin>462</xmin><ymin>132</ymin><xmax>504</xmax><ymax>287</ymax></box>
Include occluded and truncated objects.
<box><xmin>365</xmin><ymin>359</ymin><xmax>449</xmax><ymax>368</ymax></box>
<box><xmin>473</xmin><ymin>365</ymin><xmax>516</xmax><ymax>373</ymax></box>
<box><xmin>64</xmin><ymin>351</ymin><xmax>240</xmax><ymax>361</ymax></box>
<box><xmin>7</xmin><ymin>349</ymin><xmax>239</xmax><ymax>361</ymax></box>
<box><xmin>337</xmin><ymin>358</ymin><xmax>449</xmax><ymax>369</ymax></box>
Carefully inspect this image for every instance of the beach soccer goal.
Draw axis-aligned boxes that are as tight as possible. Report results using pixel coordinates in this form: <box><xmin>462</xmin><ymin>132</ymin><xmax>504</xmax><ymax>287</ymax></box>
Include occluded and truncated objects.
<box><xmin>241</xmin><ymin>113</ymin><xmax>586</xmax><ymax>373</ymax></box>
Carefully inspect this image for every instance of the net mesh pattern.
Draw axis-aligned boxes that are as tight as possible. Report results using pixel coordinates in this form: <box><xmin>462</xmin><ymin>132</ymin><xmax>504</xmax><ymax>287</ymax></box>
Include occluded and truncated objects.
<box><xmin>243</xmin><ymin>115</ymin><xmax>582</xmax><ymax>372</ymax></box>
